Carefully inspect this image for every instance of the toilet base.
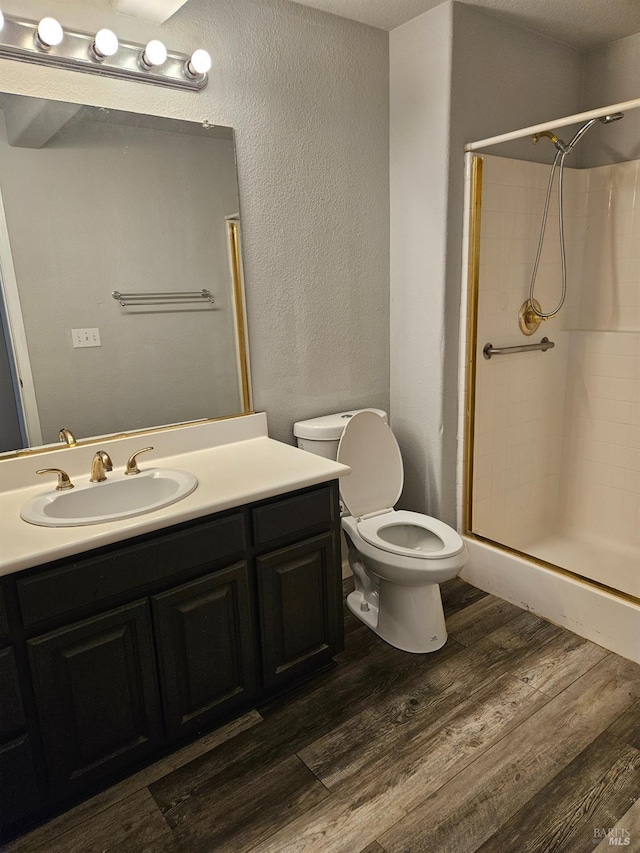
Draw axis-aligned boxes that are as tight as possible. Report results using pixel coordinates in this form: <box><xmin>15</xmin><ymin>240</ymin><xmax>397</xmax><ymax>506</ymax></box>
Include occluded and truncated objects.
<box><xmin>347</xmin><ymin>580</ymin><xmax>448</xmax><ymax>654</ymax></box>
<box><xmin>346</xmin><ymin>588</ymin><xmax>379</xmax><ymax>632</ymax></box>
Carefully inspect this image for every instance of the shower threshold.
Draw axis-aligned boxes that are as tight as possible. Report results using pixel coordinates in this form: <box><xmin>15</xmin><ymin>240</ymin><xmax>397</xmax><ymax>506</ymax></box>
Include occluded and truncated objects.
<box><xmin>517</xmin><ymin>532</ymin><xmax>639</xmax><ymax>600</ymax></box>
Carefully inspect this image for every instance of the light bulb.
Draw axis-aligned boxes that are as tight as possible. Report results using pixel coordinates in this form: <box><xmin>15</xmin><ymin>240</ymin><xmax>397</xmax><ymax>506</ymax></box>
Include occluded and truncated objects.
<box><xmin>92</xmin><ymin>28</ymin><xmax>118</xmax><ymax>60</ymax></box>
<box><xmin>186</xmin><ymin>49</ymin><xmax>211</xmax><ymax>77</ymax></box>
<box><xmin>35</xmin><ymin>17</ymin><xmax>63</xmax><ymax>50</ymax></box>
<box><xmin>141</xmin><ymin>39</ymin><xmax>167</xmax><ymax>68</ymax></box>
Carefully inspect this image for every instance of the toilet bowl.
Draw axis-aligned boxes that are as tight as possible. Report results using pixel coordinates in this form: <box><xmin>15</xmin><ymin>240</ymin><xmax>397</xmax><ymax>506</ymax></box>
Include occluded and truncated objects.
<box><xmin>294</xmin><ymin>410</ymin><xmax>468</xmax><ymax>653</ymax></box>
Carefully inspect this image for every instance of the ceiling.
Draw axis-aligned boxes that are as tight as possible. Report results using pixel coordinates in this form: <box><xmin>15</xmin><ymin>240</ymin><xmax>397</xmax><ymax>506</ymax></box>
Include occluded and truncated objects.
<box><xmin>288</xmin><ymin>0</ymin><xmax>640</xmax><ymax>50</ymax></box>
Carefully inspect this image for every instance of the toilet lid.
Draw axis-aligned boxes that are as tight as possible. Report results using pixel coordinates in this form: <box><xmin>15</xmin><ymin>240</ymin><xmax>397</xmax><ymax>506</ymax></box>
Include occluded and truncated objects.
<box><xmin>337</xmin><ymin>411</ymin><xmax>403</xmax><ymax>518</ymax></box>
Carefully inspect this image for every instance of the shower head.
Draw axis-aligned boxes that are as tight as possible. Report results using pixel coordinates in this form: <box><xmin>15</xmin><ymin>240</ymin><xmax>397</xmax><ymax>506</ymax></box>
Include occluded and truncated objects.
<box><xmin>530</xmin><ymin>112</ymin><xmax>624</xmax><ymax>154</ymax></box>
<box><xmin>564</xmin><ymin>112</ymin><xmax>624</xmax><ymax>152</ymax></box>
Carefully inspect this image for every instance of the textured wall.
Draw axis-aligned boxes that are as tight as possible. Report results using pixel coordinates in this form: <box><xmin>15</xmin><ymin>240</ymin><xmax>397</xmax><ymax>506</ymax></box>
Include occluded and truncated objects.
<box><xmin>0</xmin><ymin>0</ymin><xmax>389</xmax><ymax>445</ymax></box>
<box><xmin>580</xmin><ymin>31</ymin><xmax>640</xmax><ymax>168</ymax></box>
<box><xmin>390</xmin><ymin>2</ymin><xmax>453</xmax><ymax>521</ymax></box>
<box><xmin>451</xmin><ymin>4</ymin><xmax>584</xmax><ymax>164</ymax></box>
<box><xmin>583</xmin><ymin>28</ymin><xmax>640</xmax><ymax>107</ymax></box>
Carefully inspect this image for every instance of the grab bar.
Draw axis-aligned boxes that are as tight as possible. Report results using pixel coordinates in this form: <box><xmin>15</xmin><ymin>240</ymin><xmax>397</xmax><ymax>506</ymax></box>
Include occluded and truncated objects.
<box><xmin>112</xmin><ymin>289</ymin><xmax>214</xmax><ymax>307</ymax></box>
<box><xmin>483</xmin><ymin>336</ymin><xmax>555</xmax><ymax>360</ymax></box>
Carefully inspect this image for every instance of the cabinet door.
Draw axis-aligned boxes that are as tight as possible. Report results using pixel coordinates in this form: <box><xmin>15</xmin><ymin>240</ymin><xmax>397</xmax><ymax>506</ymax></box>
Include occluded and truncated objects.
<box><xmin>0</xmin><ymin>735</ymin><xmax>40</xmax><ymax>830</ymax></box>
<box><xmin>0</xmin><ymin>585</ymin><xmax>9</xmax><ymax>642</ymax></box>
<box><xmin>28</xmin><ymin>600</ymin><xmax>162</xmax><ymax>795</ymax></box>
<box><xmin>152</xmin><ymin>563</ymin><xmax>258</xmax><ymax>739</ymax></box>
<box><xmin>0</xmin><ymin>647</ymin><xmax>26</xmax><ymax>740</ymax></box>
<box><xmin>257</xmin><ymin>533</ymin><xmax>339</xmax><ymax>690</ymax></box>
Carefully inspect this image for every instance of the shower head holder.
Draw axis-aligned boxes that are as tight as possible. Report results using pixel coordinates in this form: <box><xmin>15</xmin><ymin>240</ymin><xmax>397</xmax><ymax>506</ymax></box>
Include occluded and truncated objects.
<box><xmin>530</xmin><ymin>130</ymin><xmax>567</xmax><ymax>153</ymax></box>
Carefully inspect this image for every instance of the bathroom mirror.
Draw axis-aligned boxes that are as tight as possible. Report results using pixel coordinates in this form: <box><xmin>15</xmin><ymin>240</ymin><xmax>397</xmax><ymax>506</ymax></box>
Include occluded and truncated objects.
<box><xmin>0</xmin><ymin>92</ymin><xmax>251</xmax><ymax>458</ymax></box>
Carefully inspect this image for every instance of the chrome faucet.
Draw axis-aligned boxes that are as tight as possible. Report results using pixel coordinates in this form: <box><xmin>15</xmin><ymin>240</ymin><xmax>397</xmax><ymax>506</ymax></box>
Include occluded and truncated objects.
<box><xmin>90</xmin><ymin>450</ymin><xmax>113</xmax><ymax>483</ymax></box>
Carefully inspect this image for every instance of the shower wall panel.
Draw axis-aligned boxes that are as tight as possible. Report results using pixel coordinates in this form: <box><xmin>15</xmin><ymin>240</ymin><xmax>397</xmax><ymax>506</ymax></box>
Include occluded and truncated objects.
<box><xmin>568</xmin><ymin>159</ymin><xmax>640</xmax><ymax>332</ymax></box>
<box><xmin>561</xmin><ymin>157</ymin><xmax>640</xmax><ymax>579</ymax></box>
<box><xmin>471</xmin><ymin>153</ymin><xmax>639</xmax><ymax>598</ymax></box>
<box><xmin>562</xmin><ymin>330</ymin><xmax>640</xmax><ymax>557</ymax></box>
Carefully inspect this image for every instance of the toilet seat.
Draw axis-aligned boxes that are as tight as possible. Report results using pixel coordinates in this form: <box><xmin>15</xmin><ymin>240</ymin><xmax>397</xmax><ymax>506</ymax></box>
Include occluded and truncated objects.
<box><xmin>356</xmin><ymin>509</ymin><xmax>465</xmax><ymax>560</ymax></box>
<box><xmin>337</xmin><ymin>412</ymin><xmax>464</xmax><ymax>561</ymax></box>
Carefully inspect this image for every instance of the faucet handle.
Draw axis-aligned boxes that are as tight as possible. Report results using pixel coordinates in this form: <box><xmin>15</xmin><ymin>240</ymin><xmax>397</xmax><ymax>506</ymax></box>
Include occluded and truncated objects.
<box><xmin>124</xmin><ymin>446</ymin><xmax>154</xmax><ymax>476</ymax></box>
<box><xmin>37</xmin><ymin>468</ymin><xmax>74</xmax><ymax>491</ymax></box>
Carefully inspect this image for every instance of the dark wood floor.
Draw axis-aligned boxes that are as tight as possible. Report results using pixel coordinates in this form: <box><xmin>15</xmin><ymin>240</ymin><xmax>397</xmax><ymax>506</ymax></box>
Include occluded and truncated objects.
<box><xmin>6</xmin><ymin>578</ymin><xmax>640</xmax><ymax>853</ymax></box>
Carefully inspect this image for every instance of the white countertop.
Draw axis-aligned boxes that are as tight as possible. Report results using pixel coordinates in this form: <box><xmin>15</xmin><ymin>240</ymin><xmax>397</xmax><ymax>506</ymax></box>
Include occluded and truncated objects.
<box><xmin>0</xmin><ymin>414</ymin><xmax>349</xmax><ymax>577</ymax></box>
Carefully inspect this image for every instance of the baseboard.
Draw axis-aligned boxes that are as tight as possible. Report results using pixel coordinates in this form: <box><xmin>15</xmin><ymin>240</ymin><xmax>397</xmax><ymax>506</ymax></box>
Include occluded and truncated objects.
<box><xmin>461</xmin><ymin>536</ymin><xmax>640</xmax><ymax>664</ymax></box>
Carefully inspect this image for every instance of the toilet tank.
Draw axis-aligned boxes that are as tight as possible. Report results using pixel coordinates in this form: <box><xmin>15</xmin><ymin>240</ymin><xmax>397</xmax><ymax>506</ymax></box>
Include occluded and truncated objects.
<box><xmin>293</xmin><ymin>409</ymin><xmax>387</xmax><ymax>460</ymax></box>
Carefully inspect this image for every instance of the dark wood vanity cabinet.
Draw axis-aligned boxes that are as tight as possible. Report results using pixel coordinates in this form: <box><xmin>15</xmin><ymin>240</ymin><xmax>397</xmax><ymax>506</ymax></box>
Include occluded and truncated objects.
<box><xmin>0</xmin><ymin>480</ymin><xmax>343</xmax><ymax>840</ymax></box>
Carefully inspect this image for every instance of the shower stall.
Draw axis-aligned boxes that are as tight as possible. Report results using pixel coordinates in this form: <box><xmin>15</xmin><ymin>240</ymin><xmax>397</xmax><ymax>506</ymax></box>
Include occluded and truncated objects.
<box><xmin>460</xmin><ymin>98</ymin><xmax>640</xmax><ymax>661</ymax></box>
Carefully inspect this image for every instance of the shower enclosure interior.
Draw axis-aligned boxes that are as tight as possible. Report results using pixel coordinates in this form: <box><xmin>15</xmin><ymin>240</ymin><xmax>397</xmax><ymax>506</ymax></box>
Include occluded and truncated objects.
<box><xmin>465</xmin><ymin>100</ymin><xmax>640</xmax><ymax>602</ymax></box>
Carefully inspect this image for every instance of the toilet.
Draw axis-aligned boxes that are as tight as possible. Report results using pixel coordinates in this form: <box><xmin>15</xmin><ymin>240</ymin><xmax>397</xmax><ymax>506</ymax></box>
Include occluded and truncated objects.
<box><xmin>293</xmin><ymin>409</ymin><xmax>468</xmax><ymax>653</ymax></box>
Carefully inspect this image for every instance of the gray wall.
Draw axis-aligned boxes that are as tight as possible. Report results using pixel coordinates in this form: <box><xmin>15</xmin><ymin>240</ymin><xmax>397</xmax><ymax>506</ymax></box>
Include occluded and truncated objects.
<box><xmin>0</xmin><ymin>0</ymin><xmax>390</xmax><ymax>445</ymax></box>
<box><xmin>580</xmin><ymin>30</ymin><xmax>640</xmax><ymax>166</ymax></box>
<box><xmin>390</xmin><ymin>3</ymin><xmax>454</xmax><ymax>522</ymax></box>
<box><xmin>583</xmin><ymin>29</ymin><xmax>640</xmax><ymax>107</ymax></box>
<box><xmin>451</xmin><ymin>4</ymin><xmax>584</xmax><ymax>163</ymax></box>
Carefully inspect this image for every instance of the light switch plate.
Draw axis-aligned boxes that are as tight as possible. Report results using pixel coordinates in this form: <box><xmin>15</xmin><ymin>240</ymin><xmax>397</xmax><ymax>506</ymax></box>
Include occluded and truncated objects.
<box><xmin>72</xmin><ymin>328</ymin><xmax>101</xmax><ymax>348</ymax></box>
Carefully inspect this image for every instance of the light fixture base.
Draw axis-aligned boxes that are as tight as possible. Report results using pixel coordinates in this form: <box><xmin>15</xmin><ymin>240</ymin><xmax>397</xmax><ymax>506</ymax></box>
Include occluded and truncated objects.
<box><xmin>0</xmin><ymin>14</ymin><xmax>208</xmax><ymax>91</ymax></box>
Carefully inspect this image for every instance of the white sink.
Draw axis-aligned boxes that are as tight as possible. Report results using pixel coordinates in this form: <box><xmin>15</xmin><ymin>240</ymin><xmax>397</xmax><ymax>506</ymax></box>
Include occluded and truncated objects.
<box><xmin>21</xmin><ymin>469</ymin><xmax>198</xmax><ymax>527</ymax></box>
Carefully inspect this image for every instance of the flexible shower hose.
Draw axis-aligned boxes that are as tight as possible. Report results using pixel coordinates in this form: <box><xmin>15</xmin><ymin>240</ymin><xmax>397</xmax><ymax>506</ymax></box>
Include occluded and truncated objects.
<box><xmin>528</xmin><ymin>148</ymin><xmax>568</xmax><ymax>319</ymax></box>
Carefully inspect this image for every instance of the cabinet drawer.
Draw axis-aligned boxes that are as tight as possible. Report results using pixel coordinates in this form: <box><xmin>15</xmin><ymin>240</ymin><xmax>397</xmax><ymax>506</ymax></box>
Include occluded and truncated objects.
<box><xmin>252</xmin><ymin>486</ymin><xmax>335</xmax><ymax>549</ymax></box>
<box><xmin>18</xmin><ymin>514</ymin><xmax>246</xmax><ymax>630</ymax></box>
<box><xmin>0</xmin><ymin>647</ymin><xmax>26</xmax><ymax>739</ymax></box>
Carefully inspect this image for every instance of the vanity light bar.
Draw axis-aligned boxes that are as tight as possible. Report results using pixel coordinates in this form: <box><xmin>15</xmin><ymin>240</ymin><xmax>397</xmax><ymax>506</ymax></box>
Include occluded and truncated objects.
<box><xmin>0</xmin><ymin>12</ymin><xmax>210</xmax><ymax>91</ymax></box>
